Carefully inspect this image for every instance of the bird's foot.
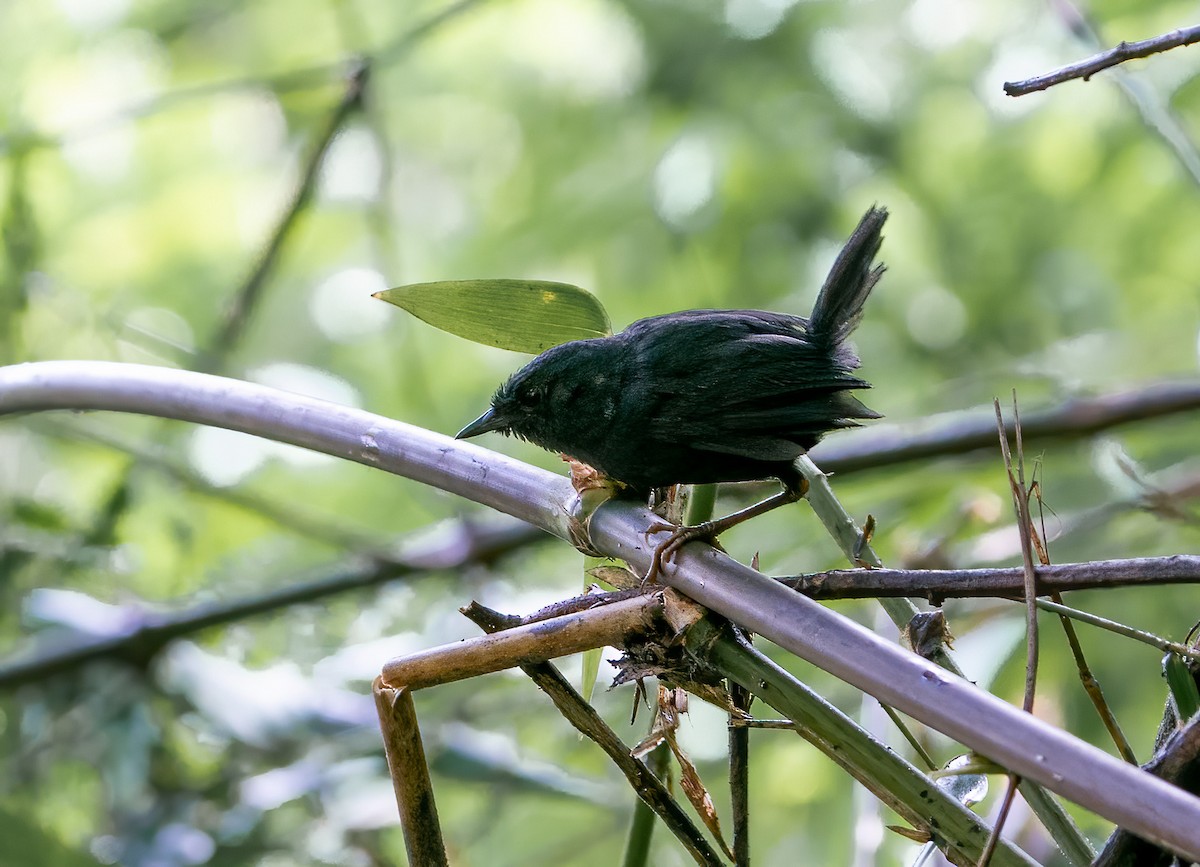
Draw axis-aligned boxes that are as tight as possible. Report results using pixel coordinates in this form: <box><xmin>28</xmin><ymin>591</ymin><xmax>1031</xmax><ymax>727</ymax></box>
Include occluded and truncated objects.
<box><xmin>640</xmin><ymin>484</ymin><xmax>806</xmax><ymax>583</ymax></box>
<box><xmin>642</xmin><ymin>520</ymin><xmax>727</xmax><ymax>584</ymax></box>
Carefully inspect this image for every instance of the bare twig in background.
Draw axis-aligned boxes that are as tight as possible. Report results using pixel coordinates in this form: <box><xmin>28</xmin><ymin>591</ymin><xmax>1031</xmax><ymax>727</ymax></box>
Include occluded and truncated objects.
<box><xmin>202</xmin><ymin>62</ymin><xmax>368</xmax><ymax>369</ymax></box>
<box><xmin>814</xmin><ymin>380</ymin><xmax>1200</xmax><ymax>475</ymax></box>
<box><xmin>1026</xmin><ymin>486</ymin><xmax>1138</xmax><ymax>764</ymax></box>
<box><xmin>0</xmin><ymin>0</ymin><xmax>484</xmax><ymax>158</ymax></box>
<box><xmin>19</xmin><ymin>4</ymin><xmax>485</xmax><ymax>571</ymax></box>
<box><xmin>1042</xmin><ymin>1</ymin><xmax>1200</xmax><ymax>186</ymax></box>
<box><xmin>332</xmin><ymin>2</ymin><xmax>403</xmax><ymax>279</ymax></box>
<box><xmin>962</xmin><ymin>458</ymin><xmax>1200</xmax><ymax>565</ymax></box>
<box><xmin>36</xmin><ymin>418</ymin><xmax>394</xmax><ymax>552</ymax></box>
<box><xmin>0</xmin><ymin>154</ymin><xmax>37</xmax><ymax>363</ymax></box>
<box><xmin>0</xmin><ymin>517</ymin><xmax>539</xmax><ymax>690</ymax></box>
<box><xmin>978</xmin><ymin>398</ymin><xmax>1040</xmax><ymax>866</ymax></box>
<box><xmin>1004</xmin><ymin>22</ymin><xmax>1200</xmax><ymax>96</ymax></box>
<box><xmin>73</xmin><ymin>61</ymin><xmax>372</xmax><ymax>557</ymax></box>
<box><xmin>1003</xmin><ymin>395</ymin><xmax>1041</xmax><ymax>716</ymax></box>
<box><xmin>786</xmin><ymin>556</ymin><xmax>1200</xmax><ymax>600</ymax></box>
<box><xmin>8</xmin><ymin>539</ymin><xmax>1194</xmax><ymax>695</ymax></box>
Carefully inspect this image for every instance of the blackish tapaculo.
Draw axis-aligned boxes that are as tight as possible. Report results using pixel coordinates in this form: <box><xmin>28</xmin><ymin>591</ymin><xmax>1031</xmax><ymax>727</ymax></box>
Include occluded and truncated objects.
<box><xmin>456</xmin><ymin>206</ymin><xmax>888</xmax><ymax>506</ymax></box>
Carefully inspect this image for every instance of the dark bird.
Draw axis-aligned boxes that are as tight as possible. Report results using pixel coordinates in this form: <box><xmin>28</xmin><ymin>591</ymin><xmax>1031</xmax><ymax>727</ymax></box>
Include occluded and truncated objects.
<box><xmin>457</xmin><ymin>207</ymin><xmax>887</xmax><ymax>574</ymax></box>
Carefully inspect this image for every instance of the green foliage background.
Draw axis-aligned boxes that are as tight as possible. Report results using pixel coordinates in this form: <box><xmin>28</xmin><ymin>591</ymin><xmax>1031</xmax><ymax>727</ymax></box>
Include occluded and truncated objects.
<box><xmin>1</xmin><ymin>0</ymin><xmax>1198</xmax><ymax>864</ymax></box>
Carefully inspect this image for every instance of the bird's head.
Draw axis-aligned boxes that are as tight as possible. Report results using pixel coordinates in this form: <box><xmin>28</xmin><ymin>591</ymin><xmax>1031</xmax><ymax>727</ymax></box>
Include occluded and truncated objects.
<box><xmin>455</xmin><ymin>339</ymin><xmax>611</xmax><ymax>449</ymax></box>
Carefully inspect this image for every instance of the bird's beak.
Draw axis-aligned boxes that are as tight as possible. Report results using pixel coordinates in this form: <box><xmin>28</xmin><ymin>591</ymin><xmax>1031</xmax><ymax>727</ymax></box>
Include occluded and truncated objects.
<box><xmin>455</xmin><ymin>407</ymin><xmax>508</xmax><ymax>439</ymax></box>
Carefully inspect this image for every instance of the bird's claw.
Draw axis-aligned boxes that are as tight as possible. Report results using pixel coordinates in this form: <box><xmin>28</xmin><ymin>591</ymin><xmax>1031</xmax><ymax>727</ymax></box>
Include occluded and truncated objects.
<box><xmin>642</xmin><ymin>520</ymin><xmax>723</xmax><ymax>584</ymax></box>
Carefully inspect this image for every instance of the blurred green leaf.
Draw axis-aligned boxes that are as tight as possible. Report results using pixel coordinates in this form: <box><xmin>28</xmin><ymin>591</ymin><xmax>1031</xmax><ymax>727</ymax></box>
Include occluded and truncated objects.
<box><xmin>0</xmin><ymin>806</ymin><xmax>99</xmax><ymax>866</ymax></box>
<box><xmin>374</xmin><ymin>279</ymin><xmax>612</xmax><ymax>353</ymax></box>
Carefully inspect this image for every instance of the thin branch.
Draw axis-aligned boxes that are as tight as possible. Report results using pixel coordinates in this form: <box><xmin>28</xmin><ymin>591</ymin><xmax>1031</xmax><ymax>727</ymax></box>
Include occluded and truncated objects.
<box><xmin>996</xmin><ymin>395</ymin><xmax>1040</xmax><ymax>716</ymax></box>
<box><xmin>962</xmin><ymin>459</ymin><xmax>1200</xmax><ymax>565</ymax></box>
<box><xmin>0</xmin><ymin>0</ymin><xmax>484</xmax><ymax>158</ymax></box>
<box><xmin>977</xmin><ymin>784</ymin><xmax>1021</xmax><ymax>867</ymax></box>
<box><xmin>1004</xmin><ymin>23</ymin><xmax>1200</xmax><ymax>96</ymax></box>
<box><xmin>373</xmin><ymin>0</ymin><xmax>485</xmax><ymax>66</ymax></box>
<box><xmin>200</xmin><ymin>62</ymin><xmax>367</xmax><ymax>370</ymax></box>
<box><xmin>67</xmin><ymin>59</ymin><xmax>370</xmax><ymax>557</ymax></box>
<box><xmin>46</xmin><ymin>4</ymin><xmax>487</xmax><ymax>563</ymax></box>
<box><xmin>881</xmin><ymin>704</ymin><xmax>937</xmax><ymax>772</ymax></box>
<box><xmin>1032</xmin><ymin>598</ymin><xmax>1192</xmax><ymax>657</ymax></box>
<box><xmin>784</xmin><ymin>555</ymin><xmax>1200</xmax><ymax>600</ymax></box>
<box><xmin>0</xmin><ymin>518</ymin><xmax>539</xmax><ymax>690</ymax></box>
<box><xmin>978</xmin><ymin>398</ymin><xmax>1039</xmax><ymax>866</ymax></box>
<box><xmin>442</xmin><ymin>566</ymin><xmax>1200</xmax><ymax>661</ymax></box>
<box><xmin>1027</xmin><ymin>477</ymin><xmax>1138</xmax><ymax>765</ymax></box>
<box><xmin>813</xmin><ymin>380</ymin><xmax>1200</xmax><ymax>475</ymax></box>
<box><xmin>1045</xmin><ymin>1</ymin><xmax>1200</xmax><ymax>187</ymax></box>
<box><xmin>36</xmin><ymin>418</ymin><xmax>394</xmax><ymax>552</ymax></box>
<box><xmin>335</xmin><ymin>1</ymin><xmax>404</xmax><ymax>280</ymax></box>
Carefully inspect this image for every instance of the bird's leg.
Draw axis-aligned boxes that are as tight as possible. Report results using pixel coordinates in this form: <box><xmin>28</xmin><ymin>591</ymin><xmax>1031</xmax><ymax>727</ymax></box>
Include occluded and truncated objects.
<box><xmin>644</xmin><ymin>478</ymin><xmax>809</xmax><ymax>583</ymax></box>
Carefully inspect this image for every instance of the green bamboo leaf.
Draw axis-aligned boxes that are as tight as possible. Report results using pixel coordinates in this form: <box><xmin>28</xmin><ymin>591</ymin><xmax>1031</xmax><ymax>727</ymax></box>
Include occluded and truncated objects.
<box><xmin>1163</xmin><ymin>651</ymin><xmax>1200</xmax><ymax>721</ymax></box>
<box><xmin>374</xmin><ymin>279</ymin><xmax>612</xmax><ymax>353</ymax></box>
<box><xmin>581</xmin><ymin>646</ymin><xmax>601</xmax><ymax>703</ymax></box>
<box><xmin>581</xmin><ymin>554</ymin><xmax>608</xmax><ymax>702</ymax></box>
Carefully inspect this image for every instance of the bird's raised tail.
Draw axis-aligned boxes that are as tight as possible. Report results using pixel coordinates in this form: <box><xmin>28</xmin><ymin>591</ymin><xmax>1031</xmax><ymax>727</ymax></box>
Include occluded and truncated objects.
<box><xmin>807</xmin><ymin>206</ymin><xmax>888</xmax><ymax>346</ymax></box>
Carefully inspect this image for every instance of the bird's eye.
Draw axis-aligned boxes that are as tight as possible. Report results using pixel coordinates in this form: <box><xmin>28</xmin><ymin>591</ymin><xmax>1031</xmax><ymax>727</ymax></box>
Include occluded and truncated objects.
<box><xmin>517</xmin><ymin>387</ymin><xmax>542</xmax><ymax>407</ymax></box>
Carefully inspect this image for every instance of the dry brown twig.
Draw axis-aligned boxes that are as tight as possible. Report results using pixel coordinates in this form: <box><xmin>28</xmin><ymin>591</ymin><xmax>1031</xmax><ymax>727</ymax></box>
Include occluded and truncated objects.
<box><xmin>977</xmin><ymin>396</ymin><xmax>1040</xmax><ymax>866</ymax></box>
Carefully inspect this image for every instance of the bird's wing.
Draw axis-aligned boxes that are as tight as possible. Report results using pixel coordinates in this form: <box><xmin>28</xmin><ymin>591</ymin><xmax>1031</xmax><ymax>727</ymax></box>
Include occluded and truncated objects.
<box><xmin>622</xmin><ymin>311</ymin><xmax>875</xmax><ymax>460</ymax></box>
